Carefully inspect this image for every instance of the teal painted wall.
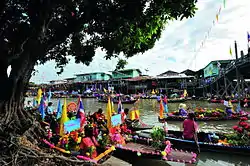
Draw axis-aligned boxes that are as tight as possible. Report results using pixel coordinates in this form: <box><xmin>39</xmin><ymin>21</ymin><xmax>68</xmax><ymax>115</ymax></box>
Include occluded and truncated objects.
<box><xmin>74</xmin><ymin>73</ymin><xmax>111</xmax><ymax>82</ymax></box>
<box><xmin>112</xmin><ymin>70</ymin><xmax>140</xmax><ymax>79</ymax></box>
<box><xmin>203</xmin><ymin>62</ymin><xmax>219</xmax><ymax>78</ymax></box>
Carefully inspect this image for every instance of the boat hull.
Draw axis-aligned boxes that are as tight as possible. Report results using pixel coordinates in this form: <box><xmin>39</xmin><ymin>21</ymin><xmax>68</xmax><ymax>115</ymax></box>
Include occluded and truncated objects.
<box><xmin>98</xmin><ymin>99</ymin><xmax>137</xmax><ymax>104</ymax></box>
<box><xmin>138</xmin><ymin>130</ymin><xmax>250</xmax><ymax>156</ymax></box>
<box><xmin>113</xmin><ymin>140</ymin><xmax>197</xmax><ymax>164</ymax></box>
<box><xmin>158</xmin><ymin>114</ymin><xmax>248</xmax><ymax>122</ymax></box>
<box><xmin>157</xmin><ymin>99</ymin><xmax>186</xmax><ymax>103</ymax></box>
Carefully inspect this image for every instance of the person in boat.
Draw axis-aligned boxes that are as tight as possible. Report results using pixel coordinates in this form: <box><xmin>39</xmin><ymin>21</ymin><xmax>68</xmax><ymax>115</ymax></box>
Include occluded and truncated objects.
<box><xmin>79</xmin><ymin>125</ymin><xmax>100</xmax><ymax>158</ymax></box>
<box><xmin>45</xmin><ymin>102</ymin><xmax>54</xmax><ymax>115</ymax></box>
<box><xmin>225</xmin><ymin>99</ymin><xmax>234</xmax><ymax>117</ymax></box>
<box><xmin>92</xmin><ymin>108</ymin><xmax>106</xmax><ymax>123</ymax></box>
<box><xmin>178</xmin><ymin>103</ymin><xmax>188</xmax><ymax>116</ymax></box>
<box><xmin>25</xmin><ymin>100</ymin><xmax>33</xmax><ymax>110</ymax></box>
<box><xmin>183</xmin><ymin>112</ymin><xmax>198</xmax><ymax>141</ymax></box>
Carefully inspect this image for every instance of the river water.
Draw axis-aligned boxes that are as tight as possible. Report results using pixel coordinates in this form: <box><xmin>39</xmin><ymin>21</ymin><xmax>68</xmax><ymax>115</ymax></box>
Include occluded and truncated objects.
<box><xmin>34</xmin><ymin>98</ymin><xmax>250</xmax><ymax>166</ymax></box>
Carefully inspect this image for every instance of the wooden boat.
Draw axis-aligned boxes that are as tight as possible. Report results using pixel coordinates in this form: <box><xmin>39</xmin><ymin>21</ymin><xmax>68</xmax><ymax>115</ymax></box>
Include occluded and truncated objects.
<box><xmin>157</xmin><ymin>98</ymin><xmax>186</xmax><ymax>103</ymax></box>
<box><xmin>209</xmin><ymin>99</ymin><xmax>250</xmax><ymax>103</ymax></box>
<box><xmin>98</xmin><ymin>99</ymin><xmax>137</xmax><ymax>104</ymax></box>
<box><xmin>158</xmin><ymin>113</ymin><xmax>248</xmax><ymax>122</ymax></box>
<box><xmin>209</xmin><ymin>99</ymin><xmax>238</xmax><ymax>103</ymax></box>
<box><xmin>125</xmin><ymin>119</ymin><xmax>154</xmax><ymax>131</ymax></box>
<box><xmin>42</xmin><ymin>139</ymin><xmax>114</xmax><ymax>164</ymax></box>
<box><xmin>112</xmin><ymin>135</ymin><xmax>197</xmax><ymax>164</ymax></box>
<box><xmin>138</xmin><ymin>130</ymin><xmax>250</xmax><ymax>156</ymax></box>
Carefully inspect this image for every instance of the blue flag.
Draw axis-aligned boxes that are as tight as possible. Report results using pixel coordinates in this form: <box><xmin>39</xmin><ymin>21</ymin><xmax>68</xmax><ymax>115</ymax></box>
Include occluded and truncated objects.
<box><xmin>117</xmin><ymin>98</ymin><xmax>123</xmax><ymax>114</ymax></box>
<box><xmin>56</xmin><ymin>100</ymin><xmax>62</xmax><ymax>119</ymax></box>
<box><xmin>48</xmin><ymin>89</ymin><xmax>52</xmax><ymax>102</ymax></box>
<box><xmin>33</xmin><ymin>98</ymin><xmax>37</xmax><ymax>107</ymax></box>
<box><xmin>38</xmin><ymin>97</ymin><xmax>45</xmax><ymax>120</ymax></box>
<box><xmin>76</xmin><ymin>98</ymin><xmax>85</xmax><ymax>119</ymax></box>
<box><xmin>236</xmin><ymin>102</ymin><xmax>241</xmax><ymax>113</ymax></box>
<box><xmin>163</xmin><ymin>101</ymin><xmax>168</xmax><ymax>113</ymax></box>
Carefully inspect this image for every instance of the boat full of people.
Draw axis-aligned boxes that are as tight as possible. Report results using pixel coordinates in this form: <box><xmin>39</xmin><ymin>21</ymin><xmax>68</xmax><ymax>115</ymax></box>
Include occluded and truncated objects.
<box><xmin>33</xmin><ymin>87</ymin><xmax>198</xmax><ymax>164</ymax></box>
<box><xmin>139</xmin><ymin>116</ymin><xmax>250</xmax><ymax>156</ymax></box>
<box><xmin>158</xmin><ymin>101</ymin><xmax>249</xmax><ymax>122</ymax></box>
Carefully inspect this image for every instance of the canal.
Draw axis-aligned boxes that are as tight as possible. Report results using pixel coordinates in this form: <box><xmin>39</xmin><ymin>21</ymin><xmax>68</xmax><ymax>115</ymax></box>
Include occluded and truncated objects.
<box><xmin>35</xmin><ymin>98</ymin><xmax>250</xmax><ymax>166</ymax></box>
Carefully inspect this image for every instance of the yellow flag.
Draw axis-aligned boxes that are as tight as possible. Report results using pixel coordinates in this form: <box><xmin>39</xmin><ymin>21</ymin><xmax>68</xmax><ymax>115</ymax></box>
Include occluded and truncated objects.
<box><xmin>229</xmin><ymin>46</ymin><xmax>232</xmax><ymax>56</ymax></box>
<box><xmin>111</xmin><ymin>100</ymin><xmax>115</xmax><ymax>114</ymax></box>
<box><xmin>159</xmin><ymin>99</ymin><xmax>164</xmax><ymax>119</ymax></box>
<box><xmin>216</xmin><ymin>14</ymin><xmax>219</xmax><ymax>22</ymax></box>
<box><xmin>106</xmin><ymin>97</ymin><xmax>112</xmax><ymax>129</ymax></box>
<box><xmin>60</xmin><ymin>98</ymin><xmax>69</xmax><ymax>136</ymax></box>
<box><xmin>36</xmin><ymin>88</ymin><xmax>42</xmax><ymax>104</ymax></box>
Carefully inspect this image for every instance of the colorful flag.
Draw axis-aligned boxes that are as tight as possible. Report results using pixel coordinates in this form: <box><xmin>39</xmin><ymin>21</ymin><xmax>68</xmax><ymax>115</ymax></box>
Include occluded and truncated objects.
<box><xmin>106</xmin><ymin>97</ymin><xmax>112</xmax><ymax>129</ymax></box>
<box><xmin>163</xmin><ymin>97</ymin><xmax>168</xmax><ymax>114</ymax></box>
<box><xmin>33</xmin><ymin>98</ymin><xmax>37</xmax><ymax>107</ymax></box>
<box><xmin>47</xmin><ymin>89</ymin><xmax>52</xmax><ymax>102</ymax></box>
<box><xmin>247</xmin><ymin>32</ymin><xmax>250</xmax><ymax>42</ymax></box>
<box><xmin>56</xmin><ymin>99</ymin><xmax>62</xmax><ymax>119</ymax></box>
<box><xmin>36</xmin><ymin>88</ymin><xmax>42</xmax><ymax>105</ymax></box>
<box><xmin>229</xmin><ymin>46</ymin><xmax>232</xmax><ymax>56</ymax></box>
<box><xmin>59</xmin><ymin>98</ymin><xmax>69</xmax><ymax>136</ymax></box>
<box><xmin>159</xmin><ymin>99</ymin><xmax>164</xmax><ymax>119</ymax></box>
<box><xmin>38</xmin><ymin>97</ymin><xmax>45</xmax><ymax>120</ymax></box>
<box><xmin>117</xmin><ymin>98</ymin><xmax>123</xmax><ymax>114</ymax></box>
<box><xmin>76</xmin><ymin>97</ymin><xmax>86</xmax><ymax>127</ymax></box>
<box><xmin>236</xmin><ymin>102</ymin><xmax>241</xmax><ymax>113</ymax></box>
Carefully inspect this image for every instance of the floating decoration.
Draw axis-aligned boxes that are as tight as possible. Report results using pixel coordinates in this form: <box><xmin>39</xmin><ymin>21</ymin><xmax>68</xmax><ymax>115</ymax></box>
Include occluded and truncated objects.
<box><xmin>67</xmin><ymin>102</ymin><xmax>77</xmax><ymax>112</ymax></box>
<box><xmin>188</xmin><ymin>0</ymin><xmax>229</xmax><ymax>69</ymax></box>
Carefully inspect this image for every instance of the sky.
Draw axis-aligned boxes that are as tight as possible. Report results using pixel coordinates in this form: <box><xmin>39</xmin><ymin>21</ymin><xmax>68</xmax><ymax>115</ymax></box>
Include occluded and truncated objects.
<box><xmin>31</xmin><ymin>0</ymin><xmax>250</xmax><ymax>84</ymax></box>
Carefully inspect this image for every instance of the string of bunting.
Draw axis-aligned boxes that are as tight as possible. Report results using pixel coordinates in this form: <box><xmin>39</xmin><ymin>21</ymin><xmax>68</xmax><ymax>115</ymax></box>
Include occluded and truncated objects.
<box><xmin>188</xmin><ymin>0</ymin><xmax>227</xmax><ymax>69</ymax></box>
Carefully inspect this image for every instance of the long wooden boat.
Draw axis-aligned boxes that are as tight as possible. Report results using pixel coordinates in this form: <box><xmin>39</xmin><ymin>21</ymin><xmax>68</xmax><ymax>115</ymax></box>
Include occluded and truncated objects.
<box><xmin>112</xmin><ymin>136</ymin><xmax>197</xmax><ymax>164</ymax></box>
<box><xmin>125</xmin><ymin>119</ymin><xmax>154</xmax><ymax>131</ymax></box>
<box><xmin>158</xmin><ymin>114</ymin><xmax>248</xmax><ymax>122</ymax></box>
<box><xmin>42</xmin><ymin>139</ymin><xmax>114</xmax><ymax>164</ymax></box>
<box><xmin>138</xmin><ymin>130</ymin><xmax>250</xmax><ymax>156</ymax></box>
<box><xmin>157</xmin><ymin>98</ymin><xmax>186</xmax><ymax>103</ymax></box>
<box><xmin>140</xmin><ymin>96</ymin><xmax>158</xmax><ymax>99</ymax></box>
<box><xmin>209</xmin><ymin>99</ymin><xmax>238</xmax><ymax>103</ymax></box>
<box><xmin>209</xmin><ymin>99</ymin><xmax>250</xmax><ymax>103</ymax></box>
<box><xmin>98</xmin><ymin>99</ymin><xmax>137</xmax><ymax>104</ymax></box>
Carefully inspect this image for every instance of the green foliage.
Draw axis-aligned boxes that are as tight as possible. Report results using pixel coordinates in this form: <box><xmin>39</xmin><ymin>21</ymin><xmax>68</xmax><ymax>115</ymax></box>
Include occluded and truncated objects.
<box><xmin>150</xmin><ymin>126</ymin><xmax>165</xmax><ymax>149</ymax></box>
<box><xmin>1</xmin><ymin>0</ymin><xmax>198</xmax><ymax>75</ymax></box>
<box><xmin>115</xmin><ymin>59</ymin><xmax>128</xmax><ymax>71</ymax></box>
<box><xmin>98</xmin><ymin>133</ymin><xmax>109</xmax><ymax>149</ymax></box>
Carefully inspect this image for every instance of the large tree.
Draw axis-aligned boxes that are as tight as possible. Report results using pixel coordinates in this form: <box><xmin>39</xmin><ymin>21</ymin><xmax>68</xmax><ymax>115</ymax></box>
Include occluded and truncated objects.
<box><xmin>0</xmin><ymin>0</ymin><xmax>197</xmax><ymax>165</ymax></box>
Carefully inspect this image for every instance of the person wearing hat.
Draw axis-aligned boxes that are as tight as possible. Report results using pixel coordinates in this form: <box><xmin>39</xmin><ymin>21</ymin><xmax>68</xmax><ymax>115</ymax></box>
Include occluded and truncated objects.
<box><xmin>178</xmin><ymin>103</ymin><xmax>188</xmax><ymax>116</ymax></box>
<box><xmin>182</xmin><ymin>112</ymin><xmax>198</xmax><ymax>140</ymax></box>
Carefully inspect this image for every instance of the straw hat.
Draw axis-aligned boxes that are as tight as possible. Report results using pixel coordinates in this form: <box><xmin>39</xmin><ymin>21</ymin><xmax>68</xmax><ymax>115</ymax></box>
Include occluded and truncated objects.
<box><xmin>178</xmin><ymin>103</ymin><xmax>187</xmax><ymax>109</ymax></box>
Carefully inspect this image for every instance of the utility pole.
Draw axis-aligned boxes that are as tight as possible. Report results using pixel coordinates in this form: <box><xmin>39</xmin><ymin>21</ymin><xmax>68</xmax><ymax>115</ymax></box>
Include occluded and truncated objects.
<box><xmin>235</xmin><ymin>41</ymin><xmax>241</xmax><ymax>100</ymax></box>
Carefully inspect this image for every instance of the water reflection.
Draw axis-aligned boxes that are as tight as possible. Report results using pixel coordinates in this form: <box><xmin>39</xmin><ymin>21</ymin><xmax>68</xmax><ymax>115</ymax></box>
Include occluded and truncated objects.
<box><xmin>30</xmin><ymin>98</ymin><xmax>250</xmax><ymax>166</ymax></box>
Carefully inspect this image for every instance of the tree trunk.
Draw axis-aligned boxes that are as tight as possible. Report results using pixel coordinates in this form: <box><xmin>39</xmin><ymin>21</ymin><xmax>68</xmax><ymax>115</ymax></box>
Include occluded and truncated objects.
<box><xmin>0</xmin><ymin>51</ymin><xmax>38</xmax><ymax>136</ymax></box>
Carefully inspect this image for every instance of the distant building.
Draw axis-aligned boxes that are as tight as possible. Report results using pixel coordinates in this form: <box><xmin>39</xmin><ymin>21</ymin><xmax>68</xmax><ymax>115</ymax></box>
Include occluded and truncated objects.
<box><xmin>65</xmin><ymin>77</ymin><xmax>76</xmax><ymax>84</ymax></box>
<box><xmin>157</xmin><ymin>70</ymin><xmax>179</xmax><ymax>77</ymax></box>
<box><xmin>111</xmin><ymin>69</ymin><xmax>141</xmax><ymax>79</ymax></box>
<box><xmin>180</xmin><ymin>69</ymin><xmax>196</xmax><ymax>76</ymax></box>
<box><xmin>156</xmin><ymin>70</ymin><xmax>195</xmax><ymax>95</ymax></box>
<box><xmin>74</xmin><ymin>72</ymin><xmax>112</xmax><ymax>82</ymax></box>
<box><xmin>203</xmin><ymin>60</ymin><xmax>234</xmax><ymax>78</ymax></box>
<box><xmin>49</xmin><ymin>80</ymin><xmax>67</xmax><ymax>84</ymax></box>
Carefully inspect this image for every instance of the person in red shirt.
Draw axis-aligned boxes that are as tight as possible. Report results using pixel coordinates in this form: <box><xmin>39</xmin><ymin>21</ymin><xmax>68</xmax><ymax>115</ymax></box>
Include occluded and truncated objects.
<box><xmin>183</xmin><ymin>112</ymin><xmax>198</xmax><ymax>140</ymax></box>
<box><xmin>92</xmin><ymin>108</ymin><xmax>105</xmax><ymax>123</ymax></box>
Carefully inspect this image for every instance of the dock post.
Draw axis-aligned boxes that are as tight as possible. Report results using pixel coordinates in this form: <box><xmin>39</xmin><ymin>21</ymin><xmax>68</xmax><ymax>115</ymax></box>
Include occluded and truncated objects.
<box><xmin>235</xmin><ymin>41</ymin><xmax>241</xmax><ymax>100</ymax></box>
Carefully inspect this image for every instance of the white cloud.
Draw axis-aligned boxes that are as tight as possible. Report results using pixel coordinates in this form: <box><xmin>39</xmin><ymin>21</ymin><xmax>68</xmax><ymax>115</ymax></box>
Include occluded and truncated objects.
<box><xmin>31</xmin><ymin>0</ymin><xmax>250</xmax><ymax>83</ymax></box>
